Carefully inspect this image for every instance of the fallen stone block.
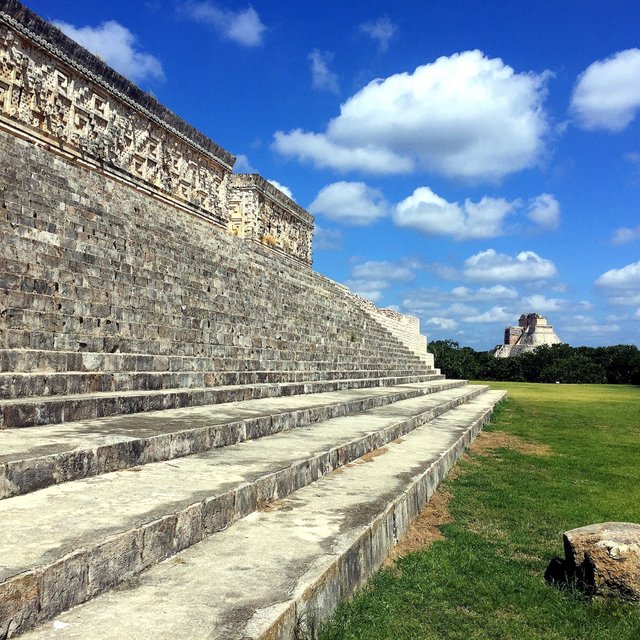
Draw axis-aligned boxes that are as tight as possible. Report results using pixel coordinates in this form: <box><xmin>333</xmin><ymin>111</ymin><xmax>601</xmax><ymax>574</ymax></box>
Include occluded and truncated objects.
<box><xmin>561</xmin><ymin>522</ymin><xmax>640</xmax><ymax>601</ymax></box>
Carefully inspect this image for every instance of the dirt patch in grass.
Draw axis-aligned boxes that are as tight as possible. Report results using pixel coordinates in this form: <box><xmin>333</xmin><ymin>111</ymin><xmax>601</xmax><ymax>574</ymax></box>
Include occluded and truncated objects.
<box><xmin>384</xmin><ymin>489</ymin><xmax>454</xmax><ymax>566</ymax></box>
<box><xmin>470</xmin><ymin>430</ymin><xmax>553</xmax><ymax>457</ymax></box>
<box><xmin>384</xmin><ymin>430</ymin><xmax>551</xmax><ymax>567</ymax></box>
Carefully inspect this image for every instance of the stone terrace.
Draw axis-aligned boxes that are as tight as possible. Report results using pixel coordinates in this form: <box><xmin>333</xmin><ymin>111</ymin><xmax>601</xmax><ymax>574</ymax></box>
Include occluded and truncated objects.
<box><xmin>0</xmin><ymin>2</ymin><xmax>505</xmax><ymax>638</ymax></box>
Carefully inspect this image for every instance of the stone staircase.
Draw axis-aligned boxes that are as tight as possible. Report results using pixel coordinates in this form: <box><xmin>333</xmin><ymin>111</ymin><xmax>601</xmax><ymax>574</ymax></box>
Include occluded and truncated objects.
<box><xmin>0</xmin><ymin>28</ymin><xmax>508</xmax><ymax>635</ymax></box>
<box><xmin>0</xmin><ymin>130</ymin><xmax>508</xmax><ymax>638</ymax></box>
<box><xmin>1</xmin><ymin>131</ymin><xmax>436</xmax><ymax>433</ymax></box>
<box><xmin>0</xmin><ymin>376</ymin><xmax>505</xmax><ymax>639</ymax></box>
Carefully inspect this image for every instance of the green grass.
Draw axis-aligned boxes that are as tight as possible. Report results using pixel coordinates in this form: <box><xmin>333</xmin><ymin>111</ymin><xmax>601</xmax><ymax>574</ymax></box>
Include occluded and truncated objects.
<box><xmin>319</xmin><ymin>383</ymin><xmax>640</xmax><ymax>640</ymax></box>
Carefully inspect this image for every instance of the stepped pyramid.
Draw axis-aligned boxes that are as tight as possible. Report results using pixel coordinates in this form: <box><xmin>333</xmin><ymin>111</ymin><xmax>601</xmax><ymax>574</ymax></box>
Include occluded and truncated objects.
<box><xmin>494</xmin><ymin>312</ymin><xmax>563</xmax><ymax>358</ymax></box>
<box><xmin>0</xmin><ymin>3</ymin><xmax>505</xmax><ymax>638</ymax></box>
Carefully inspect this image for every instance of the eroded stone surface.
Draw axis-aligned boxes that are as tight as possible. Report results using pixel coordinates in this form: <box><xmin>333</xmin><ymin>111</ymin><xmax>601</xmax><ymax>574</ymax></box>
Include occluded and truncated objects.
<box><xmin>14</xmin><ymin>392</ymin><xmax>506</xmax><ymax>640</ymax></box>
<box><xmin>564</xmin><ymin>522</ymin><xmax>640</xmax><ymax>601</ymax></box>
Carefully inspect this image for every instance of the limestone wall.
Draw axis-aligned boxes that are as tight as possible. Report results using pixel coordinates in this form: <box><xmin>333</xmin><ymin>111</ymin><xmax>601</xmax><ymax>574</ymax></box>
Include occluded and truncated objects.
<box><xmin>327</xmin><ymin>280</ymin><xmax>433</xmax><ymax>367</ymax></box>
<box><xmin>0</xmin><ymin>1</ymin><xmax>434</xmax><ymax>388</ymax></box>
<box><xmin>0</xmin><ymin>3</ymin><xmax>233</xmax><ymax>227</ymax></box>
<box><xmin>0</xmin><ymin>1</ymin><xmax>313</xmax><ymax>264</ymax></box>
<box><xmin>0</xmin><ymin>127</ymin><xmax>428</xmax><ymax>376</ymax></box>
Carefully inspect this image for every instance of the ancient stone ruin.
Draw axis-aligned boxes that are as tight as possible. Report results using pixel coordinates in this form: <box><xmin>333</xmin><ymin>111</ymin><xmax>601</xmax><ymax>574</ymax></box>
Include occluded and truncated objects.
<box><xmin>0</xmin><ymin>3</ymin><xmax>505</xmax><ymax>638</ymax></box>
<box><xmin>494</xmin><ymin>312</ymin><xmax>563</xmax><ymax>358</ymax></box>
<box><xmin>564</xmin><ymin>522</ymin><xmax>640</xmax><ymax>601</ymax></box>
<box><xmin>546</xmin><ymin>523</ymin><xmax>640</xmax><ymax>602</ymax></box>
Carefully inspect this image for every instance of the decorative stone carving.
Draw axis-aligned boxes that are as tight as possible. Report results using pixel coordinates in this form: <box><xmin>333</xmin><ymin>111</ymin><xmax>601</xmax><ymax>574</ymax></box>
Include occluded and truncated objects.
<box><xmin>0</xmin><ymin>1</ymin><xmax>315</xmax><ymax>265</ymax></box>
<box><xmin>228</xmin><ymin>174</ymin><xmax>313</xmax><ymax>265</ymax></box>
<box><xmin>0</xmin><ymin>7</ymin><xmax>231</xmax><ymax>226</ymax></box>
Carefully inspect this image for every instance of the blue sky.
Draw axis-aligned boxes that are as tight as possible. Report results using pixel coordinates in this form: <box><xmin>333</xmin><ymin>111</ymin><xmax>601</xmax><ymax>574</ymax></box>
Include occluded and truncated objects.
<box><xmin>25</xmin><ymin>1</ymin><xmax>640</xmax><ymax>349</ymax></box>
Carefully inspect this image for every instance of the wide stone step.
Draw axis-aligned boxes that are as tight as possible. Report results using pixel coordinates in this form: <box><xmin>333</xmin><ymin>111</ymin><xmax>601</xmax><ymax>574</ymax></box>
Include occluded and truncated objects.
<box><xmin>0</xmin><ymin>309</ymin><xmax>416</xmax><ymax>348</ymax></box>
<box><xmin>0</xmin><ymin>379</ymin><xmax>463</xmax><ymax>498</ymax></box>
<box><xmin>0</xmin><ymin>348</ymin><xmax>429</xmax><ymax>375</ymax></box>
<box><xmin>1</xmin><ymin>326</ymin><xmax>426</xmax><ymax>362</ymax></box>
<box><xmin>0</xmin><ymin>368</ymin><xmax>439</xmax><ymax>399</ymax></box>
<box><xmin>0</xmin><ymin>289</ymin><xmax>424</xmax><ymax>337</ymax></box>
<box><xmin>0</xmin><ymin>373</ymin><xmax>444</xmax><ymax>429</ymax></box>
<box><xmin>5</xmin><ymin>389</ymin><xmax>506</xmax><ymax>640</ymax></box>
<box><xmin>0</xmin><ymin>296</ymin><xmax>404</xmax><ymax>343</ymax></box>
<box><xmin>0</xmin><ymin>261</ymin><xmax>401</xmax><ymax>340</ymax></box>
<box><xmin>0</xmin><ymin>385</ymin><xmax>491</xmax><ymax>638</ymax></box>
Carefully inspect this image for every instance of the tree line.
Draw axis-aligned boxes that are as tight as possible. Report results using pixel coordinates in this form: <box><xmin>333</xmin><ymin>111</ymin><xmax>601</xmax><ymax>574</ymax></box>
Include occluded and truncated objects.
<box><xmin>428</xmin><ymin>340</ymin><xmax>640</xmax><ymax>385</ymax></box>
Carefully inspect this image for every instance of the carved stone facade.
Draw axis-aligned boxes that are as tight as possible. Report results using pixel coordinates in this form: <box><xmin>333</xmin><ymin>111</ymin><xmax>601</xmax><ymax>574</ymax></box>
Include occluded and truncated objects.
<box><xmin>0</xmin><ymin>1</ymin><xmax>313</xmax><ymax>264</ymax></box>
<box><xmin>494</xmin><ymin>313</ymin><xmax>563</xmax><ymax>358</ymax></box>
<box><xmin>228</xmin><ymin>174</ymin><xmax>313</xmax><ymax>265</ymax></box>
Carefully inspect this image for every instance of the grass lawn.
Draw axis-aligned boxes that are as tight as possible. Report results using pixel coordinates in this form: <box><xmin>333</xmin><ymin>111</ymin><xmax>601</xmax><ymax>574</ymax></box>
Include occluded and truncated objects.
<box><xmin>319</xmin><ymin>383</ymin><xmax>640</xmax><ymax>640</ymax></box>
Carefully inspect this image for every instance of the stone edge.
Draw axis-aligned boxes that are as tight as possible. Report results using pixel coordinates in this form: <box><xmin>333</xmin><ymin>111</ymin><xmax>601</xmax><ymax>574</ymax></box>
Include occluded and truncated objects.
<box><xmin>0</xmin><ymin>386</ymin><xmax>489</xmax><ymax>638</ymax></box>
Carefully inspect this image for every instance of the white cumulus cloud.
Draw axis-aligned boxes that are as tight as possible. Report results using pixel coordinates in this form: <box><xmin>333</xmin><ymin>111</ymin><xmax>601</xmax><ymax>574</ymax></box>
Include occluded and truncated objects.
<box><xmin>394</xmin><ymin>187</ymin><xmax>517</xmax><ymax>240</ymax></box>
<box><xmin>425</xmin><ymin>317</ymin><xmax>458</xmax><ymax>330</ymax></box>
<box><xmin>463</xmin><ymin>249</ymin><xmax>557</xmax><ymax>283</ymax></box>
<box><xmin>182</xmin><ymin>2</ymin><xmax>266</xmax><ymax>46</ymax></box>
<box><xmin>608</xmin><ymin>293</ymin><xmax>640</xmax><ymax>307</ymax></box>
<box><xmin>233</xmin><ymin>154</ymin><xmax>255</xmax><ymax>173</ymax></box>
<box><xmin>308</xmin><ymin>49</ymin><xmax>339</xmax><ymax>94</ymax></box>
<box><xmin>571</xmin><ymin>49</ymin><xmax>640</xmax><ymax>131</ymax></box>
<box><xmin>451</xmin><ymin>285</ymin><xmax>519</xmax><ymax>300</ymax></box>
<box><xmin>273</xmin><ymin>130</ymin><xmax>412</xmax><ymax>174</ymax></box>
<box><xmin>313</xmin><ymin>226</ymin><xmax>343</xmax><ymax>251</ymax></box>
<box><xmin>521</xmin><ymin>294</ymin><xmax>564</xmax><ymax>313</ymax></box>
<box><xmin>563</xmin><ymin>322</ymin><xmax>620</xmax><ymax>336</ymax></box>
<box><xmin>360</xmin><ymin>16</ymin><xmax>397</xmax><ymax>52</ymax></box>
<box><xmin>346</xmin><ymin>259</ymin><xmax>418</xmax><ymax>303</ymax></box>
<box><xmin>527</xmin><ymin>193</ymin><xmax>560</xmax><ymax>230</ymax></box>
<box><xmin>464</xmin><ymin>306</ymin><xmax>514</xmax><ymax>324</ymax></box>
<box><xmin>595</xmin><ymin>260</ymin><xmax>640</xmax><ymax>290</ymax></box>
<box><xmin>351</xmin><ymin>260</ymin><xmax>415</xmax><ymax>282</ymax></box>
<box><xmin>54</xmin><ymin>20</ymin><xmax>164</xmax><ymax>83</ymax></box>
<box><xmin>274</xmin><ymin>50</ymin><xmax>551</xmax><ymax>181</ymax></box>
<box><xmin>308</xmin><ymin>181</ymin><xmax>388</xmax><ymax>225</ymax></box>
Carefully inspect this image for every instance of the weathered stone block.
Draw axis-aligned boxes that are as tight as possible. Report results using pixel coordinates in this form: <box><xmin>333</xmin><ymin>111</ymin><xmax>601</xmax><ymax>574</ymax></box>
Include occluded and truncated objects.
<box><xmin>40</xmin><ymin>551</ymin><xmax>89</xmax><ymax>620</ymax></box>
<box><xmin>0</xmin><ymin>572</ymin><xmax>41</xmax><ymax>639</ymax></box>
<box><xmin>563</xmin><ymin>522</ymin><xmax>640</xmax><ymax>601</ymax></box>
<box><xmin>87</xmin><ymin>530</ymin><xmax>144</xmax><ymax>596</ymax></box>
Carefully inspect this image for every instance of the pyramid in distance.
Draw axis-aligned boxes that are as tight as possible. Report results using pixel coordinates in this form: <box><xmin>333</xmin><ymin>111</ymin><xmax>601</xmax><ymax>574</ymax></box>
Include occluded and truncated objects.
<box><xmin>494</xmin><ymin>313</ymin><xmax>564</xmax><ymax>358</ymax></box>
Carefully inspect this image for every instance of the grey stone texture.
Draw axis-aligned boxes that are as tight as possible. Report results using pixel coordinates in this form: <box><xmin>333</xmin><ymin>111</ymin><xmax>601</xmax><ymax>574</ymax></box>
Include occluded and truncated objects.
<box><xmin>0</xmin><ymin>4</ymin><xmax>316</xmax><ymax>263</ymax></box>
<box><xmin>4</xmin><ymin>390</ymin><xmax>506</xmax><ymax>639</ymax></box>
<box><xmin>0</xmin><ymin>379</ymin><xmax>462</xmax><ymax>499</ymax></box>
<box><xmin>0</xmin><ymin>123</ymin><xmax>431</xmax><ymax>428</ymax></box>
<box><xmin>564</xmin><ymin>522</ymin><xmax>640</xmax><ymax>601</ymax></box>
